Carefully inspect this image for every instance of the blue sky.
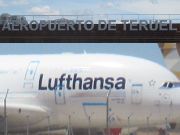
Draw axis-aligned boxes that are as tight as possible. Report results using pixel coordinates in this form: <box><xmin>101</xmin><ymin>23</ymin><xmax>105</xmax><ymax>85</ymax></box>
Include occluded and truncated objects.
<box><xmin>0</xmin><ymin>43</ymin><xmax>165</xmax><ymax>66</ymax></box>
<box><xmin>0</xmin><ymin>0</ymin><xmax>180</xmax><ymax>15</ymax></box>
<box><xmin>0</xmin><ymin>1</ymin><xmax>167</xmax><ymax>66</ymax></box>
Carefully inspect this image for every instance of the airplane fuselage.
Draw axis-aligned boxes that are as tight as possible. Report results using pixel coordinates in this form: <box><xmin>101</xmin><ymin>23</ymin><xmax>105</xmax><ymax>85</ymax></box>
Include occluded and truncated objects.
<box><xmin>0</xmin><ymin>54</ymin><xmax>179</xmax><ymax>133</ymax></box>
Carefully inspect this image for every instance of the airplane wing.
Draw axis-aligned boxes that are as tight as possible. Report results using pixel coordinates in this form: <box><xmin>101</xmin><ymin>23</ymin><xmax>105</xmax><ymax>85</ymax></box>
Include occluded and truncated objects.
<box><xmin>0</xmin><ymin>92</ymin><xmax>48</xmax><ymax>133</ymax></box>
<box><xmin>158</xmin><ymin>43</ymin><xmax>180</xmax><ymax>79</ymax></box>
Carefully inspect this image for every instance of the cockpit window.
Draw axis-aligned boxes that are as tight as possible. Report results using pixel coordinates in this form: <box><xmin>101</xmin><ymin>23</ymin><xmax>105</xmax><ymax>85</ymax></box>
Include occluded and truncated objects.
<box><xmin>162</xmin><ymin>82</ymin><xmax>168</xmax><ymax>88</ymax></box>
<box><xmin>168</xmin><ymin>82</ymin><xmax>173</xmax><ymax>88</ymax></box>
<box><xmin>161</xmin><ymin>82</ymin><xmax>180</xmax><ymax>89</ymax></box>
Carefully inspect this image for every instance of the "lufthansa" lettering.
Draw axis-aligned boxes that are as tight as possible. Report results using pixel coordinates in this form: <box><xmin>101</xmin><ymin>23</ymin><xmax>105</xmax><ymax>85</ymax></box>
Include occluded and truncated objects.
<box><xmin>39</xmin><ymin>73</ymin><xmax>126</xmax><ymax>91</ymax></box>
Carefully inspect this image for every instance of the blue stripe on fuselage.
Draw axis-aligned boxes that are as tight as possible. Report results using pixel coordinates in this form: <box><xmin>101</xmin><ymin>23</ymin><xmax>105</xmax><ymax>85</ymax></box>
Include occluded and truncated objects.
<box><xmin>82</xmin><ymin>102</ymin><xmax>107</xmax><ymax>106</ymax></box>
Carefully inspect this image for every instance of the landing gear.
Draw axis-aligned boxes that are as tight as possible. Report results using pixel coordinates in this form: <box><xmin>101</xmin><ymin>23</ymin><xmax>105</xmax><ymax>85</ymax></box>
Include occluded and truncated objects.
<box><xmin>169</xmin><ymin>122</ymin><xmax>176</xmax><ymax>130</ymax></box>
<box><xmin>129</xmin><ymin>133</ymin><xmax>136</xmax><ymax>135</ymax></box>
<box><xmin>158</xmin><ymin>128</ymin><xmax>169</xmax><ymax>135</ymax></box>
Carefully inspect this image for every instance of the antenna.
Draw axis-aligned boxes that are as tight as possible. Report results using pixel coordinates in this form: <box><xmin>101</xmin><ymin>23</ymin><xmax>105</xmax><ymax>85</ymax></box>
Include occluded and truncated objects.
<box><xmin>83</xmin><ymin>50</ymin><xmax>87</xmax><ymax>54</ymax></box>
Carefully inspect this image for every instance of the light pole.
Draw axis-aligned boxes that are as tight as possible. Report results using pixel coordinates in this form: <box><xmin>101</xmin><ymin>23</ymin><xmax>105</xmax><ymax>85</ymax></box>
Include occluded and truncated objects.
<box><xmin>26</xmin><ymin>115</ymin><xmax>29</xmax><ymax>135</ymax></box>
<box><xmin>106</xmin><ymin>89</ymin><xmax>112</xmax><ymax>135</ymax></box>
<box><xmin>68</xmin><ymin>115</ymin><xmax>74</xmax><ymax>135</ymax></box>
<box><xmin>4</xmin><ymin>89</ymin><xmax>9</xmax><ymax>135</ymax></box>
<box><xmin>146</xmin><ymin>114</ymin><xmax>152</xmax><ymax>135</ymax></box>
<box><xmin>88</xmin><ymin>116</ymin><xmax>91</xmax><ymax>135</ymax></box>
<box><xmin>47</xmin><ymin>116</ymin><xmax>50</xmax><ymax>135</ymax></box>
<box><xmin>128</xmin><ymin>113</ymin><xmax>133</xmax><ymax>135</ymax></box>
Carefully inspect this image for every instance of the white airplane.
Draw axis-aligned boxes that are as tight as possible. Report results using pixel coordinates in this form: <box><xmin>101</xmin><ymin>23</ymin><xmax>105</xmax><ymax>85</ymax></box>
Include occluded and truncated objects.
<box><xmin>0</xmin><ymin>54</ymin><xmax>180</xmax><ymax>135</ymax></box>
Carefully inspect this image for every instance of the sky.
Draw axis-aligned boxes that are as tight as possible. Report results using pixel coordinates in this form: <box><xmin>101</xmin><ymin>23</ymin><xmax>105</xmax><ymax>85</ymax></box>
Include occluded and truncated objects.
<box><xmin>0</xmin><ymin>0</ymin><xmax>179</xmax><ymax>15</ymax></box>
<box><xmin>0</xmin><ymin>1</ymin><xmax>167</xmax><ymax>66</ymax></box>
<box><xmin>0</xmin><ymin>43</ymin><xmax>165</xmax><ymax>66</ymax></box>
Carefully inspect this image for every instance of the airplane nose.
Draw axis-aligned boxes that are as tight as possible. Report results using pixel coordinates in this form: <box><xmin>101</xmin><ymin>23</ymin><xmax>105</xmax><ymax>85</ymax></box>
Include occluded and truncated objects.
<box><xmin>160</xmin><ymin>82</ymin><xmax>180</xmax><ymax>105</ymax></box>
<box><xmin>171</xmin><ymin>90</ymin><xmax>180</xmax><ymax>106</ymax></box>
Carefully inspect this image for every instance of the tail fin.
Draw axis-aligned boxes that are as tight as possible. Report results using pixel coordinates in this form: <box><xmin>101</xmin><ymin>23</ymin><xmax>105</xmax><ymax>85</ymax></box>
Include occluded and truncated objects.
<box><xmin>159</xmin><ymin>43</ymin><xmax>180</xmax><ymax>79</ymax></box>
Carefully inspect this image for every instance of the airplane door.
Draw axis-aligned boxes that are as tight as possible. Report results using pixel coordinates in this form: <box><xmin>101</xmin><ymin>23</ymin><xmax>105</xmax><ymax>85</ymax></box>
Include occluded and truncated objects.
<box><xmin>131</xmin><ymin>84</ymin><xmax>143</xmax><ymax>104</ymax></box>
<box><xmin>24</xmin><ymin>61</ymin><xmax>39</xmax><ymax>89</ymax></box>
<box><xmin>54</xmin><ymin>87</ymin><xmax>66</xmax><ymax>104</ymax></box>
